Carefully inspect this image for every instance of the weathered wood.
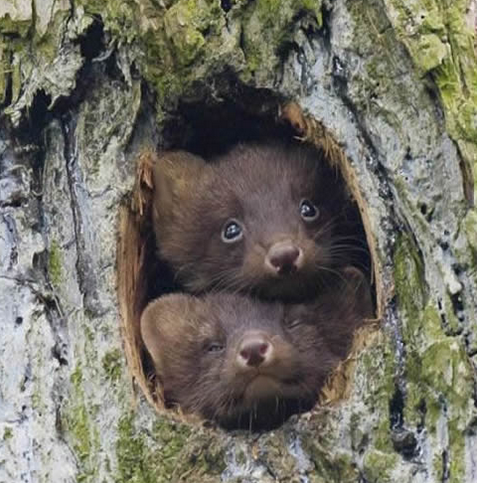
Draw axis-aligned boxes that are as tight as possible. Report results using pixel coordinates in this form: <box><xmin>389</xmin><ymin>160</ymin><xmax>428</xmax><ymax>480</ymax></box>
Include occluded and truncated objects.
<box><xmin>0</xmin><ymin>1</ymin><xmax>476</xmax><ymax>482</ymax></box>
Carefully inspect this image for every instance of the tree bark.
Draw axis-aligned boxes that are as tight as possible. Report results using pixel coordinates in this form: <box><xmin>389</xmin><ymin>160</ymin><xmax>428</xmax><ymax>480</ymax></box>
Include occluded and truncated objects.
<box><xmin>1</xmin><ymin>1</ymin><xmax>476</xmax><ymax>482</ymax></box>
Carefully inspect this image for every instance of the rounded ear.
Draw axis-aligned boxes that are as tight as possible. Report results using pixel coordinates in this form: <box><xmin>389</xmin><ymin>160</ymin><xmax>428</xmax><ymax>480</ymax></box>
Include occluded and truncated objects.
<box><xmin>151</xmin><ymin>151</ymin><xmax>207</xmax><ymax>237</ymax></box>
<box><xmin>140</xmin><ymin>297</ymin><xmax>171</xmax><ymax>378</ymax></box>
<box><xmin>140</xmin><ymin>293</ymin><xmax>199</xmax><ymax>378</ymax></box>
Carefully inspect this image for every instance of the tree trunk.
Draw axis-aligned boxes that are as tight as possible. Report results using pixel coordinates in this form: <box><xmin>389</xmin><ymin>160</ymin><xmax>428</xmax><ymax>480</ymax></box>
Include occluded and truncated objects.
<box><xmin>1</xmin><ymin>1</ymin><xmax>476</xmax><ymax>482</ymax></box>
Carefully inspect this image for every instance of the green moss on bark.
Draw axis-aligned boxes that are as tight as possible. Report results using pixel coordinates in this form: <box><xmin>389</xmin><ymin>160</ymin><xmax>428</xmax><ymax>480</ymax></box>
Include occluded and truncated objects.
<box><xmin>164</xmin><ymin>0</ymin><xmax>222</xmax><ymax>66</ymax></box>
<box><xmin>48</xmin><ymin>240</ymin><xmax>63</xmax><ymax>286</ymax></box>
<box><xmin>0</xmin><ymin>44</ymin><xmax>7</xmax><ymax>105</ymax></box>
<box><xmin>0</xmin><ymin>4</ymin><xmax>73</xmax><ymax>106</ymax></box>
<box><xmin>362</xmin><ymin>450</ymin><xmax>397</xmax><ymax>483</ymax></box>
<box><xmin>64</xmin><ymin>365</ymin><xmax>100</xmax><ymax>482</ymax></box>
<box><xmin>2</xmin><ymin>0</ymin><xmax>322</xmax><ymax>124</ymax></box>
<box><xmin>239</xmin><ymin>0</ymin><xmax>321</xmax><ymax>77</ymax></box>
<box><xmin>300</xmin><ymin>333</ymin><xmax>399</xmax><ymax>482</ymax></box>
<box><xmin>116</xmin><ymin>414</ymin><xmax>226</xmax><ymax>483</ymax></box>
<box><xmin>0</xmin><ymin>14</ymin><xmax>31</xmax><ymax>37</ymax></box>
<box><xmin>3</xmin><ymin>427</ymin><xmax>13</xmax><ymax>440</ymax></box>
<box><xmin>383</xmin><ymin>0</ymin><xmax>477</xmax><ymax>188</ymax></box>
<box><xmin>75</xmin><ymin>0</ymin><xmax>321</xmax><ymax>122</ymax></box>
<box><xmin>463</xmin><ymin>210</ymin><xmax>477</xmax><ymax>265</ymax></box>
<box><xmin>393</xmin><ymin>235</ymin><xmax>475</xmax><ymax>482</ymax></box>
<box><xmin>102</xmin><ymin>349</ymin><xmax>123</xmax><ymax>383</ymax></box>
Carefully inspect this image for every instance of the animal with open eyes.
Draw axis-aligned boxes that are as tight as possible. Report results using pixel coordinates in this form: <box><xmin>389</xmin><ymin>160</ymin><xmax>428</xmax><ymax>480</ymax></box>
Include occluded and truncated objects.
<box><xmin>152</xmin><ymin>142</ymin><xmax>357</xmax><ymax>302</ymax></box>
<box><xmin>140</xmin><ymin>267</ymin><xmax>372</xmax><ymax>429</ymax></box>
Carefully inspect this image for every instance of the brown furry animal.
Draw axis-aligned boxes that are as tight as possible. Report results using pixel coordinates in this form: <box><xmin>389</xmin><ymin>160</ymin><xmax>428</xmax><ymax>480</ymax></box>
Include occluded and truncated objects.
<box><xmin>151</xmin><ymin>142</ymin><xmax>357</xmax><ymax>302</ymax></box>
<box><xmin>140</xmin><ymin>266</ymin><xmax>372</xmax><ymax>429</ymax></box>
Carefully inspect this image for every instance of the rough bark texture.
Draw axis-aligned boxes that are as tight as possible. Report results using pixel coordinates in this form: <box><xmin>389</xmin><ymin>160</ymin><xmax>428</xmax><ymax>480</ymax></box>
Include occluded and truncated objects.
<box><xmin>1</xmin><ymin>1</ymin><xmax>477</xmax><ymax>482</ymax></box>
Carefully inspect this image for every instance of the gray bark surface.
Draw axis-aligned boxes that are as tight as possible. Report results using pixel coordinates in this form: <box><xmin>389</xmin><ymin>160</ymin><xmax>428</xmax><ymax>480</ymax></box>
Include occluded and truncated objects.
<box><xmin>1</xmin><ymin>1</ymin><xmax>476</xmax><ymax>482</ymax></box>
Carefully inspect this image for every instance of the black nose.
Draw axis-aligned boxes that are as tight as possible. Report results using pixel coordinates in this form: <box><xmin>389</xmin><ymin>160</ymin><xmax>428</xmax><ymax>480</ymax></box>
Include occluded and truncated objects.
<box><xmin>238</xmin><ymin>334</ymin><xmax>272</xmax><ymax>367</ymax></box>
<box><xmin>266</xmin><ymin>242</ymin><xmax>301</xmax><ymax>275</ymax></box>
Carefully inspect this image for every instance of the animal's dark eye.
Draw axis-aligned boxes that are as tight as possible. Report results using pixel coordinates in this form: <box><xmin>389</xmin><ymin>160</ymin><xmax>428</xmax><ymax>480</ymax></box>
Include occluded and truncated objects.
<box><xmin>221</xmin><ymin>219</ymin><xmax>243</xmax><ymax>243</ymax></box>
<box><xmin>207</xmin><ymin>342</ymin><xmax>225</xmax><ymax>353</ymax></box>
<box><xmin>299</xmin><ymin>199</ymin><xmax>319</xmax><ymax>221</ymax></box>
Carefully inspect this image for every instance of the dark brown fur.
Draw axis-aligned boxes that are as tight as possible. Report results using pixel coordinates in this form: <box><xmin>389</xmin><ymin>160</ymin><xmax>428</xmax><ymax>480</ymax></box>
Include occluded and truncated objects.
<box><xmin>152</xmin><ymin>142</ymin><xmax>354</xmax><ymax>302</ymax></box>
<box><xmin>140</xmin><ymin>267</ymin><xmax>372</xmax><ymax>429</ymax></box>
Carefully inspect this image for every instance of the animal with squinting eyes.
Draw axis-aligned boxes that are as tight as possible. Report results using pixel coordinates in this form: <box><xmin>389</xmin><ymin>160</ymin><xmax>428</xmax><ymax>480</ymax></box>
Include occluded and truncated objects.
<box><xmin>141</xmin><ymin>267</ymin><xmax>372</xmax><ymax>429</ymax></box>
<box><xmin>151</xmin><ymin>142</ymin><xmax>360</xmax><ymax>302</ymax></box>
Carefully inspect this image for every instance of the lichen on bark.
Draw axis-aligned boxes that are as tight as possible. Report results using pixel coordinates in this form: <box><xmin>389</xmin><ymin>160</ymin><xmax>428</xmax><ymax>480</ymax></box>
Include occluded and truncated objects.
<box><xmin>1</xmin><ymin>0</ymin><xmax>476</xmax><ymax>482</ymax></box>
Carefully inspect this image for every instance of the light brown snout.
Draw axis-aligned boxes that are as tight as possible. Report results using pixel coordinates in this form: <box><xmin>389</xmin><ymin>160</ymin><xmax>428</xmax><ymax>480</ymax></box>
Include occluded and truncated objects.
<box><xmin>236</xmin><ymin>331</ymin><xmax>274</xmax><ymax>369</ymax></box>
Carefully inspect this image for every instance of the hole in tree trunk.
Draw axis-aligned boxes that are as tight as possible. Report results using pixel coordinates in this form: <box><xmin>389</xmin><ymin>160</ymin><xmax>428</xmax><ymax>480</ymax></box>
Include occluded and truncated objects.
<box><xmin>117</xmin><ymin>92</ymin><xmax>379</xmax><ymax>430</ymax></box>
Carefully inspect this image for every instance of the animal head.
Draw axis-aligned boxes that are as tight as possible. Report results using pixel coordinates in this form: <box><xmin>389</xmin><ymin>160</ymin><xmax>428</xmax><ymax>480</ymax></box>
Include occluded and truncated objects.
<box><xmin>152</xmin><ymin>143</ymin><xmax>350</xmax><ymax>301</ymax></box>
<box><xmin>140</xmin><ymin>266</ymin><xmax>372</xmax><ymax>429</ymax></box>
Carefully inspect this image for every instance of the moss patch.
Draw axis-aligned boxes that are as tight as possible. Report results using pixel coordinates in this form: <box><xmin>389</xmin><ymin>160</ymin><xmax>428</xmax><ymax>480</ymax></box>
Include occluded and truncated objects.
<box><xmin>362</xmin><ymin>450</ymin><xmax>397</xmax><ymax>483</ymax></box>
<box><xmin>102</xmin><ymin>349</ymin><xmax>123</xmax><ymax>383</ymax></box>
<box><xmin>0</xmin><ymin>44</ymin><xmax>8</xmax><ymax>105</ymax></box>
<box><xmin>384</xmin><ymin>0</ymin><xmax>477</xmax><ymax>190</ymax></box>
<box><xmin>116</xmin><ymin>414</ymin><xmax>226</xmax><ymax>483</ymax></box>
<box><xmin>64</xmin><ymin>365</ymin><xmax>100</xmax><ymax>482</ymax></box>
<box><xmin>0</xmin><ymin>13</ymin><xmax>31</xmax><ymax>38</ymax></box>
<box><xmin>239</xmin><ymin>0</ymin><xmax>321</xmax><ymax>77</ymax></box>
<box><xmin>0</xmin><ymin>4</ymin><xmax>76</xmax><ymax>111</ymax></box>
<box><xmin>301</xmin><ymin>334</ymin><xmax>398</xmax><ymax>482</ymax></box>
<box><xmin>309</xmin><ymin>449</ymin><xmax>359</xmax><ymax>483</ymax></box>
<box><xmin>462</xmin><ymin>209</ymin><xmax>477</xmax><ymax>268</ymax></box>
<box><xmin>393</xmin><ymin>235</ymin><xmax>475</xmax><ymax>482</ymax></box>
<box><xmin>392</xmin><ymin>234</ymin><xmax>427</xmax><ymax>327</ymax></box>
<box><xmin>48</xmin><ymin>239</ymin><xmax>63</xmax><ymax>286</ymax></box>
<box><xmin>2</xmin><ymin>0</ymin><xmax>323</xmax><ymax>126</ymax></box>
<box><xmin>76</xmin><ymin>0</ymin><xmax>322</xmax><ymax>122</ymax></box>
<box><xmin>301</xmin><ymin>419</ymin><xmax>359</xmax><ymax>483</ymax></box>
